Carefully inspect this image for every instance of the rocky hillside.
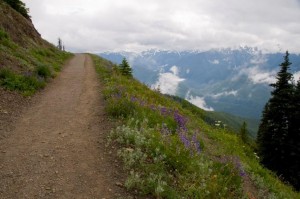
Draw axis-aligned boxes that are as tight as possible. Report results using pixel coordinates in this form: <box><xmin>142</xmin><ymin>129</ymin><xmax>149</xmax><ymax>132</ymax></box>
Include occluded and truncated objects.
<box><xmin>0</xmin><ymin>1</ymin><xmax>40</xmax><ymax>47</ymax></box>
<box><xmin>0</xmin><ymin>1</ymin><xmax>71</xmax><ymax>74</ymax></box>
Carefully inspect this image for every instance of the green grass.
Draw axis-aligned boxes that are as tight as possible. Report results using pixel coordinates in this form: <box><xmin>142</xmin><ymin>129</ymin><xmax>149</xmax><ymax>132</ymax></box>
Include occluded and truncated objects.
<box><xmin>0</xmin><ymin>69</ymin><xmax>45</xmax><ymax>96</ymax></box>
<box><xmin>92</xmin><ymin>54</ymin><xmax>300</xmax><ymax>198</ymax></box>
<box><xmin>35</xmin><ymin>64</ymin><xmax>52</xmax><ymax>78</ymax></box>
<box><xmin>0</xmin><ymin>28</ymin><xmax>9</xmax><ymax>40</ymax></box>
<box><xmin>0</xmin><ymin>28</ymin><xmax>18</xmax><ymax>50</ymax></box>
<box><xmin>0</xmin><ymin>29</ymin><xmax>73</xmax><ymax>95</ymax></box>
<box><xmin>167</xmin><ymin>95</ymin><xmax>259</xmax><ymax>138</ymax></box>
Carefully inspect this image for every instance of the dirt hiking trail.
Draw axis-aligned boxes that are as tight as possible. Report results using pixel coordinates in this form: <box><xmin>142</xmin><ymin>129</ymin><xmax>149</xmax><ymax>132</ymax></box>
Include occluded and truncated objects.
<box><xmin>0</xmin><ymin>54</ymin><xmax>130</xmax><ymax>198</ymax></box>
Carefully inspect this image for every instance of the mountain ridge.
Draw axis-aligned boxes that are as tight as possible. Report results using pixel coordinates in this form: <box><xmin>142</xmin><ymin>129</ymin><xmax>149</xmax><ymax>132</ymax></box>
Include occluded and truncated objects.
<box><xmin>99</xmin><ymin>48</ymin><xmax>300</xmax><ymax>121</ymax></box>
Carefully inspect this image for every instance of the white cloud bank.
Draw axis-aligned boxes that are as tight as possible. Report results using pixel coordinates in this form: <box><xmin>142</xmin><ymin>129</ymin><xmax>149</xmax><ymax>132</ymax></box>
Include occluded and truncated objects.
<box><xmin>152</xmin><ymin>66</ymin><xmax>184</xmax><ymax>95</ymax></box>
<box><xmin>187</xmin><ymin>95</ymin><xmax>214</xmax><ymax>111</ymax></box>
<box><xmin>241</xmin><ymin>66</ymin><xmax>277</xmax><ymax>84</ymax></box>
<box><xmin>211</xmin><ymin>90</ymin><xmax>238</xmax><ymax>99</ymax></box>
<box><xmin>209</xmin><ymin>59</ymin><xmax>220</xmax><ymax>65</ymax></box>
<box><xmin>233</xmin><ymin>54</ymin><xmax>277</xmax><ymax>85</ymax></box>
<box><xmin>185</xmin><ymin>90</ymin><xmax>214</xmax><ymax>111</ymax></box>
<box><xmin>169</xmin><ymin>66</ymin><xmax>180</xmax><ymax>76</ymax></box>
<box><xmin>294</xmin><ymin>71</ymin><xmax>300</xmax><ymax>82</ymax></box>
<box><xmin>23</xmin><ymin>0</ymin><xmax>300</xmax><ymax>53</ymax></box>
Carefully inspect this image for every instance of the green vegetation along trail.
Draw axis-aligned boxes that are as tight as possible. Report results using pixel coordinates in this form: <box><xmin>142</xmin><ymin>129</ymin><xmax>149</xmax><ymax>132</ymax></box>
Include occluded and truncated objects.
<box><xmin>0</xmin><ymin>54</ymin><xmax>127</xmax><ymax>198</ymax></box>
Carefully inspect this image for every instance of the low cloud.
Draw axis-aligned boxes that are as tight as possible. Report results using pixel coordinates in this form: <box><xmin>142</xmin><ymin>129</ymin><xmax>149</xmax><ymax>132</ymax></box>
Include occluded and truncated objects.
<box><xmin>169</xmin><ymin>66</ymin><xmax>180</xmax><ymax>75</ymax></box>
<box><xmin>186</xmin><ymin>95</ymin><xmax>214</xmax><ymax>111</ymax></box>
<box><xmin>185</xmin><ymin>91</ymin><xmax>214</xmax><ymax>111</ymax></box>
<box><xmin>294</xmin><ymin>71</ymin><xmax>300</xmax><ymax>82</ymax></box>
<box><xmin>152</xmin><ymin>66</ymin><xmax>185</xmax><ymax>95</ymax></box>
<box><xmin>211</xmin><ymin>90</ymin><xmax>238</xmax><ymax>99</ymax></box>
<box><xmin>234</xmin><ymin>54</ymin><xmax>277</xmax><ymax>85</ymax></box>
<box><xmin>209</xmin><ymin>59</ymin><xmax>220</xmax><ymax>64</ymax></box>
<box><xmin>241</xmin><ymin>66</ymin><xmax>277</xmax><ymax>84</ymax></box>
<box><xmin>250</xmin><ymin>54</ymin><xmax>267</xmax><ymax>64</ymax></box>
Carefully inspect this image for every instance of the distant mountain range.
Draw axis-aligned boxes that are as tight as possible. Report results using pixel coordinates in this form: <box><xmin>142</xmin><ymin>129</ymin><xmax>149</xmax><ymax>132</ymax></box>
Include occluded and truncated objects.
<box><xmin>99</xmin><ymin>47</ymin><xmax>300</xmax><ymax>123</ymax></box>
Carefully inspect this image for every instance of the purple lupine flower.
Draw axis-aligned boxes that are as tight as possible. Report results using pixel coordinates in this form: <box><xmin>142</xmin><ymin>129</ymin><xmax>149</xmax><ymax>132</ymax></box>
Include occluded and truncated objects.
<box><xmin>179</xmin><ymin>132</ymin><xmax>190</xmax><ymax>149</ymax></box>
<box><xmin>235</xmin><ymin>159</ymin><xmax>246</xmax><ymax>177</ymax></box>
<box><xmin>139</xmin><ymin>100</ymin><xmax>146</xmax><ymax>106</ymax></box>
<box><xmin>130</xmin><ymin>96</ymin><xmax>137</xmax><ymax>102</ymax></box>
<box><xmin>160</xmin><ymin>107</ymin><xmax>168</xmax><ymax>116</ymax></box>
<box><xmin>192</xmin><ymin>132</ymin><xmax>201</xmax><ymax>154</ymax></box>
<box><xmin>220</xmin><ymin>156</ymin><xmax>247</xmax><ymax>177</ymax></box>
<box><xmin>239</xmin><ymin>170</ymin><xmax>246</xmax><ymax>177</ymax></box>
<box><xmin>174</xmin><ymin>111</ymin><xmax>187</xmax><ymax>131</ymax></box>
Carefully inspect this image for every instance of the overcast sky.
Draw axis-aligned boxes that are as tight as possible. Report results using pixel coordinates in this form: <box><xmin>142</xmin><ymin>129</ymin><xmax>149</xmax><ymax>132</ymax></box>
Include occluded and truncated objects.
<box><xmin>23</xmin><ymin>0</ymin><xmax>300</xmax><ymax>53</ymax></box>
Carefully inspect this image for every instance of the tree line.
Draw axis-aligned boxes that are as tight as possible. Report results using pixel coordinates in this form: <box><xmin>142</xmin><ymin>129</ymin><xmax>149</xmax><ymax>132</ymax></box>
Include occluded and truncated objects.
<box><xmin>257</xmin><ymin>51</ymin><xmax>300</xmax><ymax>191</ymax></box>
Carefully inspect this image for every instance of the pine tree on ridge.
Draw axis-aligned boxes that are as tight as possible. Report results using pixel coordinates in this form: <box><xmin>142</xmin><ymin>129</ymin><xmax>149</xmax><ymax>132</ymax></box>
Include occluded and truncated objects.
<box><xmin>257</xmin><ymin>51</ymin><xmax>299</xmax><ymax>190</ymax></box>
<box><xmin>119</xmin><ymin>58</ymin><xmax>133</xmax><ymax>77</ymax></box>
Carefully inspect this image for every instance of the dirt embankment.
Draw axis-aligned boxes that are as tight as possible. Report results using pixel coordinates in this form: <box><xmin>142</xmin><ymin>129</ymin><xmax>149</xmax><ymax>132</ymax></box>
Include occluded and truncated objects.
<box><xmin>0</xmin><ymin>1</ymin><xmax>43</xmax><ymax>47</ymax></box>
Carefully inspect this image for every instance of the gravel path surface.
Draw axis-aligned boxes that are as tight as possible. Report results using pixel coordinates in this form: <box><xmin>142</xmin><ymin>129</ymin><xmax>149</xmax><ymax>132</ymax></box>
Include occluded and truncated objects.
<box><xmin>0</xmin><ymin>54</ymin><xmax>129</xmax><ymax>199</ymax></box>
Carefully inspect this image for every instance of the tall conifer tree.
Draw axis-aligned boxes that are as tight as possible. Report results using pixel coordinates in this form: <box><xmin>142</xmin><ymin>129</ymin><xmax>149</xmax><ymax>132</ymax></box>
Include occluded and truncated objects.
<box><xmin>257</xmin><ymin>51</ymin><xmax>294</xmax><ymax>182</ymax></box>
<box><xmin>287</xmin><ymin>80</ymin><xmax>300</xmax><ymax>190</ymax></box>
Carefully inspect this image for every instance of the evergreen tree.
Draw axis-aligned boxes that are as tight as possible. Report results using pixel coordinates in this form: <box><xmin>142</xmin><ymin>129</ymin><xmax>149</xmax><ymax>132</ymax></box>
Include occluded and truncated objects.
<box><xmin>240</xmin><ymin>121</ymin><xmax>248</xmax><ymax>144</ymax></box>
<box><xmin>287</xmin><ymin>80</ymin><xmax>300</xmax><ymax>190</ymax></box>
<box><xmin>119</xmin><ymin>58</ymin><xmax>132</xmax><ymax>77</ymax></box>
<box><xmin>57</xmin><ymin>38</ymin><xmax>63</xmax><ymax>50</ymax></box>
<box><xmin>3</xmin><ymin>0</ymin><xmax>30</xmax><ymax>20</ymax></box>
<box><xmin>257</xmin><ymin>51</ymin><xmax>296</xmax><ymax>188</ymax></box>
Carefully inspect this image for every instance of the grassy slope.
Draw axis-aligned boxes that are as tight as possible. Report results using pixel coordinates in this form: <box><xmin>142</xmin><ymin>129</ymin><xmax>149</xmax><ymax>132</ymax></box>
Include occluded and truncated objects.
<box><xmin>166</xmin><ymin>94</ymin><xmax>259</xmax><ymax>138</ymax></box>
<box><xmin>0</xmin><ymin>1</ymin><xmax>72</xmax><ymax>95</ymax></box>
<box><xmin>92</xmin><ymin>55</ymin><xmax>299</xmax><ymax>199</ymax></box>
<box><xmin>205</xmin><ymin>111</ymin><xmax>259</xmax><ymax>138</ymax></box>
